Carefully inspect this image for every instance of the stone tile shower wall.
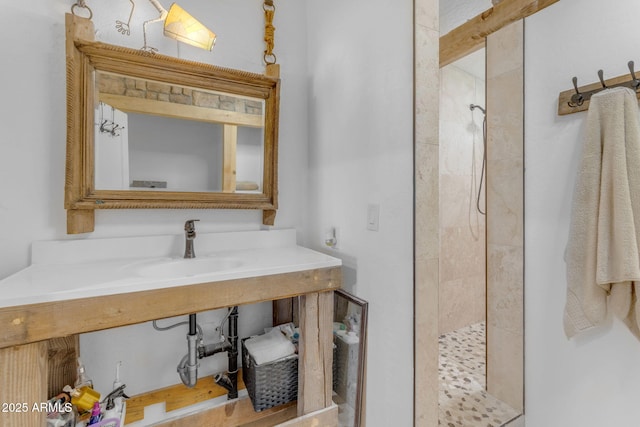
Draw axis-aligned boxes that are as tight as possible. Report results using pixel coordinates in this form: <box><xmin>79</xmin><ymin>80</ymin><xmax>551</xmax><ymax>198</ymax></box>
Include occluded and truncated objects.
<box><xmin>414</xmin><ymin>0</ymin><xmax>440</xmax><ymax>424</ymax></box>
<box><xmin>486</xmin><ymin>20</ymin><xmax>524</xmax><ymax>413</ymax></box>
<box><xmin>439</xmin><ymin>62</ymin><xmax>486</xmax><ymax>335</ymax></box>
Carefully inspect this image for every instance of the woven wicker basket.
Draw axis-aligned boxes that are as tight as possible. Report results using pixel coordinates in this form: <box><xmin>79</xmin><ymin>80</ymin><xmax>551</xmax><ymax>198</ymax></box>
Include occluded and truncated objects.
<box><xmin>241</xmin><ymin>337</ymin><xmax>298</xmax><ymax>412</ymax></box>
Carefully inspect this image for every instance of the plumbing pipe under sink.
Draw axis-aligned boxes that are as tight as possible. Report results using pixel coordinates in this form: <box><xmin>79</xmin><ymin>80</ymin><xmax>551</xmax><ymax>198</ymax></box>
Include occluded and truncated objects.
<box><xmin>177</xmin><ymin>314</ymin><xmax>199</xmax><ymax>388</ymax></box>
<box><xmin>175</xmin><ymin>307</ymin><xmax>239</xmax><ymax>398</ymax></box>
<box><xmin>215</xmin><ymin>306</ymin><xmax>239</xmax><ymax>399</ymax></box>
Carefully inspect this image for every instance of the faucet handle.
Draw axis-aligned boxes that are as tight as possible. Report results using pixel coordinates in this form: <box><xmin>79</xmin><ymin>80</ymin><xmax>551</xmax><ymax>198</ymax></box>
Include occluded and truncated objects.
<box><xmin>184</xmin><ymin>219</ymin><xmax>200</xmax><ymax>233</ymax></box>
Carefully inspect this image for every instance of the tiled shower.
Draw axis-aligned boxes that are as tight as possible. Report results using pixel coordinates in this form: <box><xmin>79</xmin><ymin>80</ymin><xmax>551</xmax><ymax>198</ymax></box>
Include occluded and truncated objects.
<box><xmin>438</xmin><ymin>49</ymin><xmax>521</xmax><ymax>426</ymax></box>
<box><xmin>439</xmin><ymin>50</ymin><xmax>487</xmax><ymax>336</ymax></box>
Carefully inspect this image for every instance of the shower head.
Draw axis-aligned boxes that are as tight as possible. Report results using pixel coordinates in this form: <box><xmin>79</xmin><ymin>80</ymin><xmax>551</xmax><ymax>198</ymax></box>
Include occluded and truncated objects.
<box><xmin>470</xmin><ymin>104</ymin><xmax>486</xmax><ymax>115</ymax></box>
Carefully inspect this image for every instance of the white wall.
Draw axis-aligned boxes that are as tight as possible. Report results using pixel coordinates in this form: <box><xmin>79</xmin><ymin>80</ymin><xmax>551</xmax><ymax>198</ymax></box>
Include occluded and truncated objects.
<box><xmin>2</xmin><ymin>0</ymin><xmax>417</xmax><ymax>423</ymax></box>
<box><xmin>128</xmin><ymin>115</ymin><xmax>223</xmax><ymax>191</ymax></box>
<box><xmin>0</xmin><ymin>0</ymin><xmax>309</xmax><ymax>275</ymax></box>
<box><xmin>525</xmin><ymin>0</ymin><xmax>640</xmax><ymax>425</ymax></box>
<box><xmin>304</xmin><ymin>1</ymin><xmax>414</xmax><ymax>425</ymax></box>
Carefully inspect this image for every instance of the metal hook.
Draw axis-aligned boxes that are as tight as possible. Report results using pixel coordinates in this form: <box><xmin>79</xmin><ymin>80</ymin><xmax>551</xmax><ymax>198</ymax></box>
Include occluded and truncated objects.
<box><xmin>110</xmin><ymin>124</ymin><xmax>125</xmax><ymax>137</ymax></box>
<box><xmin>568</xmin><ymin>76</ymin><xmax>584</xmax><ymax>107</ymax></box>
<box><xmin>71</xmin><ymin>1</ymin><xmax>93</xmax><ymax>20</ymax></box>
<box><xmin>99</xmin><ymin>119</ymin><xmax>110</xmax><ymax>134</ymax></box>
<box><xmin>628</xmin><ymin>61</ymin><xmax>640</xmax><ymax>90</ymax></box>
<box><xmin>597</xmin><ymin>69</ymin><xmax>607</xmax><ymax>89</ymax></box>
<box><xmin>99</xmin><ymin>119</ymin><xmax>124</xmax><ymax>137</ymax></box>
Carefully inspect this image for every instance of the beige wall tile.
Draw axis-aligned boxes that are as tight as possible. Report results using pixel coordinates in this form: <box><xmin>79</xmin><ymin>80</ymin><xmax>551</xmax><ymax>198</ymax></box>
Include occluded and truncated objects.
<box><xmin>414</xmin><ymin>1</ymin><xmax>439</xmax><ymax>424</ymax></box>
<box><xmin>440</xmin><ymin>226</ymin><xmax>486</xmax><ymax>282</ymax></box>
<box><xmin>415</xmin><ymin>144</ymin><xmax>440</xmax><ymax>261</ymax></box>
<box><xmin>486</xmin><ymin>121</ymin><xmax>524</xmax><ymax>164</ymax></box>
<box><xmin>416</xmin><ymin>26</ymin><xmax>441</xmax><ymax>148</ymax></box>
<box><xmin>415</xmin><ymin>0</ymin><xmax>438</xmax><ymax>31</ymax></box>
<box><xmin>439</xmin><ymin>175</ymin><xmax>485</xmax><ymax>229</ymax></box>
<box><xmin>438</xmin><ymin>58</ymin><xmax>486</xmax><ymax>337</ymax></box>
<box><xmin>487</xmin><ymin>243</ymin><xmax>524</xmax><ymax>334</ymax></box>
<box><xmin>486</xmin><ymin>156</ymin><xmax>524</xmax><ymax>247</ymax></box>
<box><xmin>440</xmin><ymin>65</ymin><xmax>483</xmax><ymax>177</ymax></box>
<box><xmin>439</xmin><ymin>137</ymin><xmax>474</xmax><ymax>177</ymax></box>
<box><xmin>485</xmin><ymin>19</ymin><xmax>524</xmax><ymax>416</ymax></box>
<box><xmin>487</xmin><ymin>326</ymin><xmax>524</xmax><ymax>412</ymax></box>
<box><xmin>487</xmin><ymin>68</ymin><xmax>524</xmax><ymax>135</ymax></box>
<box><xmin>414</xmin><ymin>257</ymin><xmax>440</xmax><ymax>425</ymax></box>
<box><xmin>486</xmin><ymin>20</ymin><xmax>524</xmax><ymax>80</ymax></box>
<box><xmin>439</xmin><ymin>276</ymin><xmax>486</xmax><ymax>334</ymax></box>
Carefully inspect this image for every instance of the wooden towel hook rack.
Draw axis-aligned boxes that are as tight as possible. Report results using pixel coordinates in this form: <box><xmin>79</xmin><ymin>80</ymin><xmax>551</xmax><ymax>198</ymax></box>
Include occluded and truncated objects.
<box><xmin>558</xmin><ymin>60</ymin><xmax>640</xmax><ymax>115</ymax></box>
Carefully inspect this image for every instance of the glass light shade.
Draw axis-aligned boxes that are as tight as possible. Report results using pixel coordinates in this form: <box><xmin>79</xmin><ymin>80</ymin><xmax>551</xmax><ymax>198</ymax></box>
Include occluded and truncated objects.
<box><xmin>163</xmin><ymin>3</ymin><xmax>216</xmax><ymax>51</ymax></box>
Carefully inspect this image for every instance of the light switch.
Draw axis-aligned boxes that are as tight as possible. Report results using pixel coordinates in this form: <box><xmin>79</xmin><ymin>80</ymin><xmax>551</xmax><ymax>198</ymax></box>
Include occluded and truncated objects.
<box><xmin>367</xmin><ymin>204</ymin><xmax>380</xmax><ymax>231</ymax></box>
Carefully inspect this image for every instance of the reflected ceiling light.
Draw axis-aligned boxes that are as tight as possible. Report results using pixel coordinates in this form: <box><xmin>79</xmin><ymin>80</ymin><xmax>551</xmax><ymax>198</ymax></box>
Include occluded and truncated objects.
<box><xmin>164</xmin><ymin>4</ymin><xmax>216</xmax><ymax>50</ymax></box>
<box><xmin>143</xmin><ymin>0</ymin><xmax>216</xmax><ymax>52</ymax></box>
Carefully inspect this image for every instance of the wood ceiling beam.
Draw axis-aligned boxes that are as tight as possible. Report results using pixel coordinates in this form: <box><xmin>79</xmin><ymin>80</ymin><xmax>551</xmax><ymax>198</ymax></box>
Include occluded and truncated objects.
<box><xmin>439</xmin><ymin>0</ymin><xmax>559</xmax><ymax>68</ymax></box>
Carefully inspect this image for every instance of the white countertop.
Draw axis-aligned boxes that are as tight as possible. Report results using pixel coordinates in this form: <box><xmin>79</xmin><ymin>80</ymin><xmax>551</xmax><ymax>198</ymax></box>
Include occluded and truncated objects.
<box><xmin>0</xmin><ymin>229</ymin><xmax>341</xmax><ymax>309</ymax></box>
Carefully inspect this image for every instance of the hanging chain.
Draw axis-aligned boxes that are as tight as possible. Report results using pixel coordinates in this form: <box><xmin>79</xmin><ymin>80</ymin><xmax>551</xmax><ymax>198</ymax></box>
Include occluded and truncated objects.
<box><xmin>71</xmin><ymin>0</ymin><xmax>93</xmax><ymax>19</ymax></box>
<box><xmin>263</xmin><ymin>0</ymin><xmax>276</xmax><ymax>65</ymax></box>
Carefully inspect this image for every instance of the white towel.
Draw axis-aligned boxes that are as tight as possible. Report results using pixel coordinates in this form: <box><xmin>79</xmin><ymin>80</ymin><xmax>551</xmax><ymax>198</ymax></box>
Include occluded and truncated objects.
<box><xmin>244</xmin><ymin>328</ymin><xmax>296</xmax><ymax>365</ymax></box>
<box><xmin>564</xmin><ymin>87</ymin><xmax>640</xmax><ymax>339</ymax></box>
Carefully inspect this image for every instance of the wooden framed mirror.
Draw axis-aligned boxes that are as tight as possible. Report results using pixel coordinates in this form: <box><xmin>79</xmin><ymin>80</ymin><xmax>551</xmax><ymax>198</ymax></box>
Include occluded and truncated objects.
<box><xmin>65</xmin><ymin>14</ymin><xmax>280</xmax><ymax>234</ymax></box>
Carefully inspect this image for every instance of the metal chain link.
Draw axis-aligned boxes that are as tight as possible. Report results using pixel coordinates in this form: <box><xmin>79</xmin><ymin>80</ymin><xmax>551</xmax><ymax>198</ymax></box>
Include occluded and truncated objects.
<box><xmin>263</xmin><ymin>0</ymin><xmax>276</xmax><ymax>65</ymax></box>
<box><xmin>71</xmin><ymin>0</ymin><xmax>93</xmax><ymax>19</ymax></box>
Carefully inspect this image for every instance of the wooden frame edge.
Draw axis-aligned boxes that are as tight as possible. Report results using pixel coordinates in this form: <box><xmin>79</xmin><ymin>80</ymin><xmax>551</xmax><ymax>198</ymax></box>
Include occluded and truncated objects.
<box><xmin>64</xmin><ymin>14</ymin><xmax>281</xmax><ymax>234</ymax></box>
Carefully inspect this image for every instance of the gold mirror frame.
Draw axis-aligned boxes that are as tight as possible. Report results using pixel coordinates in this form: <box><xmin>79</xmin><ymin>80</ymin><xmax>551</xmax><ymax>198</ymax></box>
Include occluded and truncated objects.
<box><xmin>65</xmin><ymin>14</ymin><xmax>280</xmax><ymax>234</ymax></box>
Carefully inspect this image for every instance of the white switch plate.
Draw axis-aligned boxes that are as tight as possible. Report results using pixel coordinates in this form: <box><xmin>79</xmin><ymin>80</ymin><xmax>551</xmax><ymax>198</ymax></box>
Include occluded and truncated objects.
<box><xmin>367</xmin><ymin>204</ymin><xmax>380</xmax><ymax>231</ymax></box>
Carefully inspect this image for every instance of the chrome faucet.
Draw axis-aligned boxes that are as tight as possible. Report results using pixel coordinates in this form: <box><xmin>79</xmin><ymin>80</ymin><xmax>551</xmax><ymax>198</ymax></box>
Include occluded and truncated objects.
<box><xmin>184</xmin><ymin>219</ymin><xmax>200</xmax><ymax>259</ymax></box>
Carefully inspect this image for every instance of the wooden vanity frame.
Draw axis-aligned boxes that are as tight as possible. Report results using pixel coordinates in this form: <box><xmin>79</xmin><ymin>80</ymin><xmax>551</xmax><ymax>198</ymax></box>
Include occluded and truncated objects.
<box><xmin>0</xmin><ymin>267</ymin><xmax>341</xmax><ymax>426</ymax></box>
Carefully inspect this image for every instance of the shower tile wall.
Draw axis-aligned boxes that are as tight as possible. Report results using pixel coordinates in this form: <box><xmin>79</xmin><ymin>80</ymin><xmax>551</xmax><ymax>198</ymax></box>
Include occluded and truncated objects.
<box><xmin>439</xmin><ymin>62</ymin><xmax>486</xmax><ymax>335</ymax></box>
<box><xmin>486</xmin><ymin>20</ymin><xmax>524</xmax><ymax>413</ymax></box>
<box><xmin>414</xmin><ymin>0</ymin><xmax>440</xmax><ymax>427</ymax></box>
<box><xmin>414</xmin><ymin>0</ymin><xmax>441</xmax><ymax>423</ymax></box>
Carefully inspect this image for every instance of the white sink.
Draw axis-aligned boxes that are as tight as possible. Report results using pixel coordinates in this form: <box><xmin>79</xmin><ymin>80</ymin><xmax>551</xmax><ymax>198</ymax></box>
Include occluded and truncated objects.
<box><xmin>0</xmin><ymin>230</ymin><xmax>343</xmax><ymax>308</ymax></box>
<box><xmin>134</xmin><ymin>256</ymin><xmax>243</xmax><ymax>279</ymax></box>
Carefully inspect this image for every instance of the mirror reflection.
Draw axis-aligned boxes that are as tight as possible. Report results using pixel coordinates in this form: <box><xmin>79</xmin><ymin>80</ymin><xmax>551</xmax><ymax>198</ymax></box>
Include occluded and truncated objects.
<box><xmin>333</xmin><ymin>289</ymin><xmax>368</xmax><ymax>427</ymax></box>
<box><xmin>65</xmin><ymin>26</ymin><xmax>281</xmax><ymax>233</ymax></box>
<box><xmin>94</xmin><ymin>71</ymin><xmax>265</xmax><ymax>193</ymax></box>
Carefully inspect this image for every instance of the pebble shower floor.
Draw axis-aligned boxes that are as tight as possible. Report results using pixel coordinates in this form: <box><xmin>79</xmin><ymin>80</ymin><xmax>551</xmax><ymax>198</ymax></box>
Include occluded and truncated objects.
<box><xmin>438</xmin><ymin>322</ymin><xmax>519</xmax><ymax>426</ymax></box>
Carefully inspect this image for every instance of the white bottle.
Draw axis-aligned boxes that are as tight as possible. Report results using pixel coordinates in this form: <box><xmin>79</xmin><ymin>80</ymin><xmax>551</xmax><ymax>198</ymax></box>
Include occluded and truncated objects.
<box><xmin>103</xmin><ymin>362</ymin><xmax>126</xmax><ymax>425</ymax></box>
